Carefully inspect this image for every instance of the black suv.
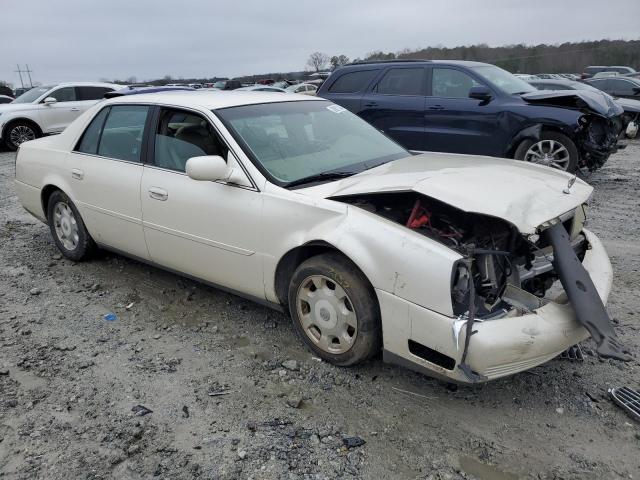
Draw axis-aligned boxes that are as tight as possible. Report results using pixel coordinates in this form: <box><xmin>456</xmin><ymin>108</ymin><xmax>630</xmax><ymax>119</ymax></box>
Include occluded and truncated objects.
<box><xmin>317</xmin><ymin>60</ymin><xmax>623</xmax><ymax>172</ymax></box>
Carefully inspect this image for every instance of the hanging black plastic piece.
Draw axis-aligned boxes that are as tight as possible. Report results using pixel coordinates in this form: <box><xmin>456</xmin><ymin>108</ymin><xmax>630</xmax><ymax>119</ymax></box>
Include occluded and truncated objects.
<box><xmin>544</xmin><ymin>223</ymin><xmax>630</xmax><ymax>361</ymax></box>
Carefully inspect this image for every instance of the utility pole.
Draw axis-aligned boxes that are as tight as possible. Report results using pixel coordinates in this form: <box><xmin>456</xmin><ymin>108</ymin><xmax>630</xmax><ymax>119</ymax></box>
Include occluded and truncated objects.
<box><xmin>13</xmin><ymin>65</ymin><xmax>34</xmax><ymax>88</ymax></box>
<box><xmin>25</xmin><ymin>65</ymin><xmax>33</xmax><ymax>87</ymax></box>
<box><xmin>14</xmin><ymin>64</ymin><xmax>24</xmax><ymax>88</ymax></box>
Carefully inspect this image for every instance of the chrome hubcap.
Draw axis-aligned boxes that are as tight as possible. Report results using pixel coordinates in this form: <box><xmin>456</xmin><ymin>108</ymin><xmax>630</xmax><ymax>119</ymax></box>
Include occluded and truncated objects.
<box><xmin>296</xmin><ymin>275</ymin><xmax>357</xmax><ymax>354</ymax></box>
<box><xmin>9</xmin><ymin>125</ymin><xmax>36</xmax><ymax>146</ymax></box>
<box><xmin>53</xmin><ymin>202</ymin><xmax>79</xmax><ymax>251</ymax></box>
<box><xmin>524</xmin><ymin>139</ymin><xmax>570</xmax><ymax>171</ymax></box>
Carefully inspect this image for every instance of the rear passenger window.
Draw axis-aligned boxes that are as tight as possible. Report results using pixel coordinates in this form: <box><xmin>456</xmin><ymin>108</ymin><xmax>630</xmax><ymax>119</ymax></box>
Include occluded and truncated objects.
<box><xmin>77</xmin><ymin>86</ymin><xmax>113</xmax><ymax>100</ymax></box>
<box><xmin>328</xmin><ymin>70</ymin><xmax>377</xmax><ymax>93</ymax></box>
<box><xmin>76</xmin><ymin>107</ymin><xmax>110</xmax><ymax>154</ymax></box>
<box><xmin>97</xmin><ymin>105</ymin><xmax>149</xmax><ymax>162</ymax></box>
<box><xmin>375</xmin><ymin>68</ymin><xmax>424</xmax><ymax>96</ymax></box>
<box><xmin>153</xmin><ymin>108</ymin><xmax>228</xmax><ymax>172</ymax></box>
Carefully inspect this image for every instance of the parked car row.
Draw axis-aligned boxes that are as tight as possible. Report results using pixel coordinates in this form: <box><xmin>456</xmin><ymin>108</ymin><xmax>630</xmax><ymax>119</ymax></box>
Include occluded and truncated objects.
<box><xmin>15</xmin><ymin>90</ymin><xmax>626</xmax><ymax>384</ymax></box>
<box><xmin>317</xmin><ymin>60</ymin><xmax>624</xmax><ymax>173</ymax></box>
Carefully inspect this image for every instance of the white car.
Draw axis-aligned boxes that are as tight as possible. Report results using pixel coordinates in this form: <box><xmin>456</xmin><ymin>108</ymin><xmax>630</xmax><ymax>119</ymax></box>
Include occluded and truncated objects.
<box><xmin>0</xmin><ymin>82</ymin><xmax>121</xmax><ymax>150</ymax></box>
<box><xmin>285</xmin><ymin>83</ymin><xmax>318</xmax><ymax>95</ymax></box>
<box><xmin>235</xmin><ymin>85</ymin><xmax>287</xmax><ymax>93</ymax></box>
<box><xmin>14</xmin><ymin>91</ymin><xmax>626</xmax><ymax>383</ymax></box>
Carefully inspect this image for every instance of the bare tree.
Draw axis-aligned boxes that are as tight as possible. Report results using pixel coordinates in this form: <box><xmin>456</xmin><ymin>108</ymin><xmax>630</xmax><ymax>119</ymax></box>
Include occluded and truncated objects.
<box><xmin>306</xmin><ymin>52</ymin><xmax>330</xmax><ymax>72</ymax></box>
<box><xmin>330</xmin><ymin>54</ymin><xmax>350</xmax><ymax>70</ymax></box>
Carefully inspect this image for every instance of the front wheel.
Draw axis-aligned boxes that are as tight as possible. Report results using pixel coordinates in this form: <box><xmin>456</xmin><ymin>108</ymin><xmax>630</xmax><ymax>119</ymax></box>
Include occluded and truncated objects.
<box><xmin>287</xmin><ymin>253</ymin><xmax>381</xmax><ymax>366</ymax></box>
<box><xmin>514</xmin><ymin>132</ymin><xmax>579</xmax><ymax>173</ymax></box>
<box><xmin>46</xmin><ymin>191</ymin><xmax>96</xmax><ymax>261</ymax></box>
<box><xmin>4</xmin><ymin>121</ymin><xmax>40</xmax><ymax>151</ymax></box>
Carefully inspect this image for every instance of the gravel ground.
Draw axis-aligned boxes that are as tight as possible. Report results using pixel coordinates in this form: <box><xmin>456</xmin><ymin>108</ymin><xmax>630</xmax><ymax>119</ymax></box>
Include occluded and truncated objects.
<box><xmin>0</xmin><ymin>142</ymin><xmax>639</xmax><ymax>480</ymax></box>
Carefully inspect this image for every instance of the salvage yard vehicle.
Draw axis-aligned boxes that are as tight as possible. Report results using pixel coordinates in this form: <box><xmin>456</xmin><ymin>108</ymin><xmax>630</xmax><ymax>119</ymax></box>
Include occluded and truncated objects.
<box><xmin>14</xmin><ymin>91</ymin><xmax>629</xmax><ymax>383</ymax></box>
<box><xmin>586</xmin><ymin>76</ymin><xmax>640</xmax><ymax>101</ymax></box>
<box><xmin>317</xmin><ymin>60</ymin><xmax>624</xmax><ymax>173</ymax></box>
<box><xmin>529</xmin><ymin>78</ymin><xmax>640</xmax><ymax>139</ymax></box>
<box><xmin>0</xmin><ymin>82</ymin><xmax>121</xmax><ymax>150</ymax></box>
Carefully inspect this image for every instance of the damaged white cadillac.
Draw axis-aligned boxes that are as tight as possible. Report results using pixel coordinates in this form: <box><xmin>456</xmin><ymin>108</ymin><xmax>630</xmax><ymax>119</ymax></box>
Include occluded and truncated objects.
<box><xmin>14</xmin><ymin>91</ymin><xmax>630</xmax><ymax>383</ymax></box>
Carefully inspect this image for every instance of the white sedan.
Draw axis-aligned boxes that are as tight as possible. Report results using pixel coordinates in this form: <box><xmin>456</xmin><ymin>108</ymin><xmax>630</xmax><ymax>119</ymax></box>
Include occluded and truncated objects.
<box><xmin>14</xmin><ymin>91</ymin><xmax>626</xmax><ymax>383</ymax></box>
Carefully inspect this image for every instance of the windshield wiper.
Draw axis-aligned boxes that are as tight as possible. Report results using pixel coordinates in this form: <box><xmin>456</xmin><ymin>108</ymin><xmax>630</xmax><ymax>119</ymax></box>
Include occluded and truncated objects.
<box><xmin>286</xmin><ymin>171</ymin><xmax>358</xmax><ymax>188</ymax></box>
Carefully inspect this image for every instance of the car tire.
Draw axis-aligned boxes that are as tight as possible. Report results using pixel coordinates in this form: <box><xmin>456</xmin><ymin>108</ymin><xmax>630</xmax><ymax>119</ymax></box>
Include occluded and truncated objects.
<box><xmin>288</xmin><ymin>252</ymin><xmax>381</xmax><ymax>366</ymax></box>
<box><xmin>4</xmin><ymin>120</ymin><xmax>40</xmax><ymax>151</ymax></box>
<box><xmin>514</xmin><ymin>131</ymin><xmax>579</xmax><ymax>173</ymax></box>
<box><xmin>46</xmin><ymin>190</ymin><xmax>96</xmax><ymax>261</ymax></box>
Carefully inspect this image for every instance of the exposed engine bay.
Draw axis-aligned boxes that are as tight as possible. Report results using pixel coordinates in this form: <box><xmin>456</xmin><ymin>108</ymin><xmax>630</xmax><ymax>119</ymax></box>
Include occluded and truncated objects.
<box><xmin>337</xmin><ymin>191</ymin><xmax>585</xmax><ymax>316</ymax></box>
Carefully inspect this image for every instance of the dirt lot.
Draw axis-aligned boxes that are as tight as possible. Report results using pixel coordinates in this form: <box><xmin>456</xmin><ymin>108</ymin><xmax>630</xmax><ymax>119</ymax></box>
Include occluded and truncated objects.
<box><xmin>1</xmin><ymin>141</ymin><xmax>639</xmax><ymax>480</ymax></box>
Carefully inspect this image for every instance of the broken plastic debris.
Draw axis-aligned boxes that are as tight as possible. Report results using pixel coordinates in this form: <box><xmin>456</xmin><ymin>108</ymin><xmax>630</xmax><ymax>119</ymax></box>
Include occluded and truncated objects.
<box><xmin>131</xmin><ymin>404</ymin><xmax>153</xmax><ymax>416</ymax></box>
<box><xmin>125</xmin><ymin>302</ymin><xmax>135</xmax><ymax>310</ymax></box>
<box><xmin>559</xmin><ymin>345</ymin><xmax>584</xmax><ymax>362</ymax></box>
<box><xmin>342</xmin><ymin>436</ymin><xmax>366</xmax><ymax>448</ymax></box>
<box><xmin>103</xmin><ymin>312</ymin><xmax>117</xmax><ymax>321</ymax></box>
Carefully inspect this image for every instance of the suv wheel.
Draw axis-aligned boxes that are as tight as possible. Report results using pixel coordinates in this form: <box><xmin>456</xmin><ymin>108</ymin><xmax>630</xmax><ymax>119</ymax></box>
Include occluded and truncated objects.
<box><xmin>5</xmin><ymin>121</ymin><xmax>40</xmax><ymax>151</ymax></box>
<box><xmin>288</xmin><ymin>253</ymin><xmax>381</xmax><ymax>366</ymax></box>
<box><xmin>514</xmin><ymin>132</ymin><xmax>578</xmax><ymax>173</ymax></box>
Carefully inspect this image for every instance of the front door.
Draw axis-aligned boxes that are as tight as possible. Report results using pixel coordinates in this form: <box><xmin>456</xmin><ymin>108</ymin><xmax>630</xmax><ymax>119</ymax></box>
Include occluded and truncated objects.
<box><xmin>424</xmin><ymin>67</ymin><xmax>501</xmax><ymax>156</ymax></box>
<box><xmin>140</xmin><ymin>106</ymin><xmax>264</xmax><ymax>298</ymax></box>
<box><xmin>68</xmin><ymin>104</ymin><xmax>151</xmax><ymax>259</ymax></box>
<box><xmin>359</xmin><ymin>67</ymin><xmax>427</xmax><ymax>151</ymax></box>
<box><xmin>37</xmin><ymin>86</ymin><xmax>86</xmax><ymax>134</ymax></box>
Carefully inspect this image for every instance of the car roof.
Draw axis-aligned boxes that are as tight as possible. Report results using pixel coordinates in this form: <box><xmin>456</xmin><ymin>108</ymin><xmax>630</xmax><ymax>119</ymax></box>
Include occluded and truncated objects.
<box><xmin>104</xmin><ymin>90</ymin><xmax>325</xmax><ymax>110</ymax></box>
<box><xmin>50</xmin><ymin>81</ymin><xmax>123</xmax><ymax>88</ymax></box>
<box><xmin>342</xmin><ymin>59</ymin><xmax>491</xmax><ymax>69</ymax></box>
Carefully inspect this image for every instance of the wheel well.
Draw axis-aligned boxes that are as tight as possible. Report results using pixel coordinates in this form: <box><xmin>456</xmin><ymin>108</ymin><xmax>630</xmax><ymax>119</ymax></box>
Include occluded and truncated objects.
<box><xmin>2</xmin><ymin>117</ymin><xmax>43</xmax><ymax>139</ymax></box>
<box><xmin>41</xmin><ymin>185</ymin><xmax>61</xmax><ymax>218</ymax></box>
<box><xmin>274</xmin><ymin>241</ymin><xmax>350</xmax><ymax>308</ymax></box>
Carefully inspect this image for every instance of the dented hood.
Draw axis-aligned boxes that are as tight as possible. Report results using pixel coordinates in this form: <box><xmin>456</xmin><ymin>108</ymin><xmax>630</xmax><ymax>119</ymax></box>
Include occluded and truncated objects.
<box><xmin>521</xmin><ymin>89</ymin><xmax>623</xmax><ymax>117</ymax></box>
<box><xmin>615</xmin><ymin>96</ymin><xmax>640</xmax><ymax>113</ymax></box>
<box><xmin>300</xmin><ymin>153</ymin><xmax>593</xmax><ymax>234</ymax></box>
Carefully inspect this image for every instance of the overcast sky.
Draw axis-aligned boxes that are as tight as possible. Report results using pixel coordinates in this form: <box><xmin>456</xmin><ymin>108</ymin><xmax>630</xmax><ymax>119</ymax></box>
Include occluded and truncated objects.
<box><xmin>1</xmin><ymin>0</ymin><xmax>638</xmax><ymax>86</ymax></box>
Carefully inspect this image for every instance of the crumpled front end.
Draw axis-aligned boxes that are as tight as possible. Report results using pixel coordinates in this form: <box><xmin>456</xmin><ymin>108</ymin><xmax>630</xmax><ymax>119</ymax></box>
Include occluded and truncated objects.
<box><xmin>380</xmin><ymin>229</ymin><xmax>613</xmax><ymax>383</ymax></box>
<box><xmin>577</xmin><ymin>113</ymin><xmax>624</xmax><ymax>171</ymax></box>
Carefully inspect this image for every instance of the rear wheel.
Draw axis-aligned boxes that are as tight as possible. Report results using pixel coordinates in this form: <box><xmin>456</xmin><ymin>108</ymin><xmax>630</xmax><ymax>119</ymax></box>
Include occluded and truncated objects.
<box><xmin>514</xmin><ymin>131</ymin><xmax>578</xmax><ymax>173</ymax></box>
<box><xmin>46</xmin><ymin>191</ymin><xmax>96</xmax><ymax>261</ymax></box>
<box><xmin>4</xmin><ymin>121</ymin><xmax>40</xmax><ymax>151</ymax></box>
<box><xmin>288</xmin><ymin>253</ymin><xmax>381</xmax><ymax>366</ymax></box>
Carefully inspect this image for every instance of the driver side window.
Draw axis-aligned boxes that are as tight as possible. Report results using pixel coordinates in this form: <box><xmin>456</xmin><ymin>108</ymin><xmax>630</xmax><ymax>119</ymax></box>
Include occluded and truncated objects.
<box><xmin>153</xmin><ymin>108</ymin><xmax>228</xmax><ymax>172</ymax></box>
<box><xmin>431</xmin><ymin>68</ymin><xmax>480</xmax><ymax>98</ymax></box>
<box><xmin>47</xmin><ymin>87</ymin><xmax>77</xmax><ymax>102</ymax></box>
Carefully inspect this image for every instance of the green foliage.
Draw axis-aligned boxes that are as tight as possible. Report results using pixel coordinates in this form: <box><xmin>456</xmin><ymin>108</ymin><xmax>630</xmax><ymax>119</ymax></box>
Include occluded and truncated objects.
<box><xmin>366</xmin><ymin>39</ymin><xmax>640</xmax><ymax>73</ymax></box>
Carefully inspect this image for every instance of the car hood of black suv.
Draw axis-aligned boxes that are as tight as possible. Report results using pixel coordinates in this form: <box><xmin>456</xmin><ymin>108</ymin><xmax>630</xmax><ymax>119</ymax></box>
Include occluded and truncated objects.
<box><xmin>521</xmin><ymin>89</ymin><xmax>624</xmax><ymax>117</ymax></box>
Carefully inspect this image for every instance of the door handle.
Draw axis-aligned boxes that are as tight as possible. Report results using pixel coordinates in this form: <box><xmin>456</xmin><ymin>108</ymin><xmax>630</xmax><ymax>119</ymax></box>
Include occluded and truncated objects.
<box><xmin>427</xmin><ymin>105</ymin><xmax>445</xmax><ymax>111</ymax></box>
<box><xmin>364</xmin><ymin>102</ymin><xmax>378</xmax><ymax>107</ymax></box>
<box><xmin>148</xmin><ymin>187</ymin><xmax>168</xmax><ymax>201</ymax></box>
<box><xmin>70</xmin><ymin>108</ymin><xmax>80</xmax><ymax>112</ymax></box>
<box><xmin>71</xmin><ymin>168</ymin><xmax>84</xmax><ymax>180</ymax></box>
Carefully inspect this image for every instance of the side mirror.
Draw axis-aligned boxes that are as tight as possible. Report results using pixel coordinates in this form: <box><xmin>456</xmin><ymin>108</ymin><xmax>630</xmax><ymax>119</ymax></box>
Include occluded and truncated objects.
<box><xmin>43</xmin><ymin>97</ymin><xmax>57</xmax><ymax>106</ymax></box>
<box><xmin>186</xmin><ymin>155</ymin><xmax>227</xmax><ymax>181</ymax></box>
<box><xmin>468</xmin><ymin>86</ymin><xmax>492</xmax><ymax>102</ymax></box>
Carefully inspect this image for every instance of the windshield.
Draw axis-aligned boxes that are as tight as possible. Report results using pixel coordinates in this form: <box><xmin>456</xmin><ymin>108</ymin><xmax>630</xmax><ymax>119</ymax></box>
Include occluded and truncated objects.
<box><xmin>213</xmin><ymin>81</ymin><xmax>226</xmax><ymax>89</ymax></box>
<box><xmin>472</xmin><ymin>66</ymin><xmax>536</xmax><ymax>95</ymax></box>
<box><xmin>216</xmin><ymin>101</ymin><xmax>408</xmax><ymax>186</ymax></box>
<box><xmin>12</xmin><ymin>85</ymin><xmax>54</xmax><ymax>104</ymax></box>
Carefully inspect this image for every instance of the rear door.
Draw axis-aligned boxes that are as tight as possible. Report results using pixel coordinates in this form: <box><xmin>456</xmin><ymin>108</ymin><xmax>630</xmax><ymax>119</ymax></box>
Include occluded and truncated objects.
<box><xmin>318</xmin><ymin>69</ymin><xmax>379</xmax><ymax>113</ymax></box>
<box><xmin>359</xmin><ymin>67</ymin><xmax>427</xmax><ymax>150</ymax></box>
<box><xmin>69</xmin><ymin>104</ymin><xmax>151</xmax><ymax>259</ymax></box>
<box><xmin>424</xmin><ymin>66</ymin><xmax>501</xmax><ymax>155</ymax></box>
